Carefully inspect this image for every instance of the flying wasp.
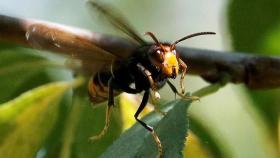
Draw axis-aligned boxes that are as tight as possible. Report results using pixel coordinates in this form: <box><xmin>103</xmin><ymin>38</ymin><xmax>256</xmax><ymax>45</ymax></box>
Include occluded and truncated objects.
<box><xmin>25</xmin><ymin>1</ymin><xmax>215</xmax><ymax>157</ymax></box>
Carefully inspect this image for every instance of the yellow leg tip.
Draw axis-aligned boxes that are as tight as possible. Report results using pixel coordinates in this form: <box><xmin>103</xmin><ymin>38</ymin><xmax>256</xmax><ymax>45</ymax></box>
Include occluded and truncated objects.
<box><xmin>151</xmin><ymin>131</ymin><xmax>163</xmax><ymax>158</ymax></box>
<box><xmin>189</xmin><ymin>96</ymin><xmax>200</xmax><ymax>101</ymax></box>
<box><xmin>177</xmin><ymin>93</ymin><xmax>200</xmax><ymax>102</ymax></box>
<box><xmin>88</xmin><ymin>128</ymin><xmax>108</xmax><ymax>142</ymax></box>
<box><xmin>88</xmin><ymin>134</ymin><xmax>104</xmax><ymax>142</ymax></box>
<box><xmin>88</xmin><ymin>106</ymin><xmax>112</xmax><ymax>142</ymax></box>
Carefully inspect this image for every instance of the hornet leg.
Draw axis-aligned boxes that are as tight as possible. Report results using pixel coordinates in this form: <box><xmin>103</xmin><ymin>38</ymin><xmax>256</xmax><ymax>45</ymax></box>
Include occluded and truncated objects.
<box><xmin>134</xmin><ymin>90</ymin><xmax>163</xmax><ymax>158</ymax></box>
<box><xmin>178</xmin><ymin>58</ymin><xmax>187</xmax><ymax>94</ymax></box>
<box><xmin>167</xmin><ymin>80</ymin><xmax>200</xmax><ymax>101</ymax></box>
<box><xmin>89</xmin><ymin>77</ymin><xmax>114</xmax><ymax>141</ymax></box>
<box><xmin>137</xmin><ymin>63</ymin><xmax>160</xmax><ymax>100</ymax></box>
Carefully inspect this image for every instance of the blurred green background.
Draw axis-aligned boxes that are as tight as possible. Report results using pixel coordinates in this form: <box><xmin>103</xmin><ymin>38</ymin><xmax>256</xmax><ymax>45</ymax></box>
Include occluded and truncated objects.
<box><xmin>0</xmin><ymin>0</ymin><xmax>279</xmax><ymax>158</ymax></box>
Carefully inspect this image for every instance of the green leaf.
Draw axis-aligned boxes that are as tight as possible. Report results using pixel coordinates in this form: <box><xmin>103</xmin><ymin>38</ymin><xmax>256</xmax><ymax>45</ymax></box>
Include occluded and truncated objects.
<box><xmin>0</xmin><ymin>81</ymin><xmax>75</xmax><ymax>158</ymax></box>
<box><xmin>0</xmin><ymin>50</ymin><xmax>44</xmax><ymax>102</ymax></box>
<box><xmin>0</xmin><ymin>48</ymin><xmax>64</xmax><ymax>103</ymax></box>
<box><xmin>100</xmin><ymin>100</ymin><xmax>190</xmax><ymax>158</ymax></box>
<box><xmin>0</xmin><ymin>45</ymin><xmax>78</xmax><ymax>158</ymax></box>
<box><xmin>69</xmin><ymin>98</ymin><xmax>123</xmax><ymax>158</ymax></box>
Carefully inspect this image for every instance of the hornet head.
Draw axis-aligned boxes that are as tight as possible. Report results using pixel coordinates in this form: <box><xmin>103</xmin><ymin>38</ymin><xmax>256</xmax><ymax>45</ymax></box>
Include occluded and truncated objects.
<box><xmin>145</xmin><ymin>31</ymin><xmax>216</xmax><ymax>79</ymax></box>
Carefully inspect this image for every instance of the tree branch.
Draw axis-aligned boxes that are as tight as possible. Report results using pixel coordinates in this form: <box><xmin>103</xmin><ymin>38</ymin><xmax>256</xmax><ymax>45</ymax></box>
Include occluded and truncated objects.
<box><xmin>1</xmin><ymin>14</ymin><xmax>280</xmax><ymax>90</ymax></box>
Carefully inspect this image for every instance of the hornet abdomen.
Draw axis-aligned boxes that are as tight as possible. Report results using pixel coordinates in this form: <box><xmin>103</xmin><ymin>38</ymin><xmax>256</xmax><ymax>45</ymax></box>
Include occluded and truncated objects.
<box><xmin>88</xmin><ymin>72</ymin><xmax>121</xmax><ymax>104</ymax></box>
